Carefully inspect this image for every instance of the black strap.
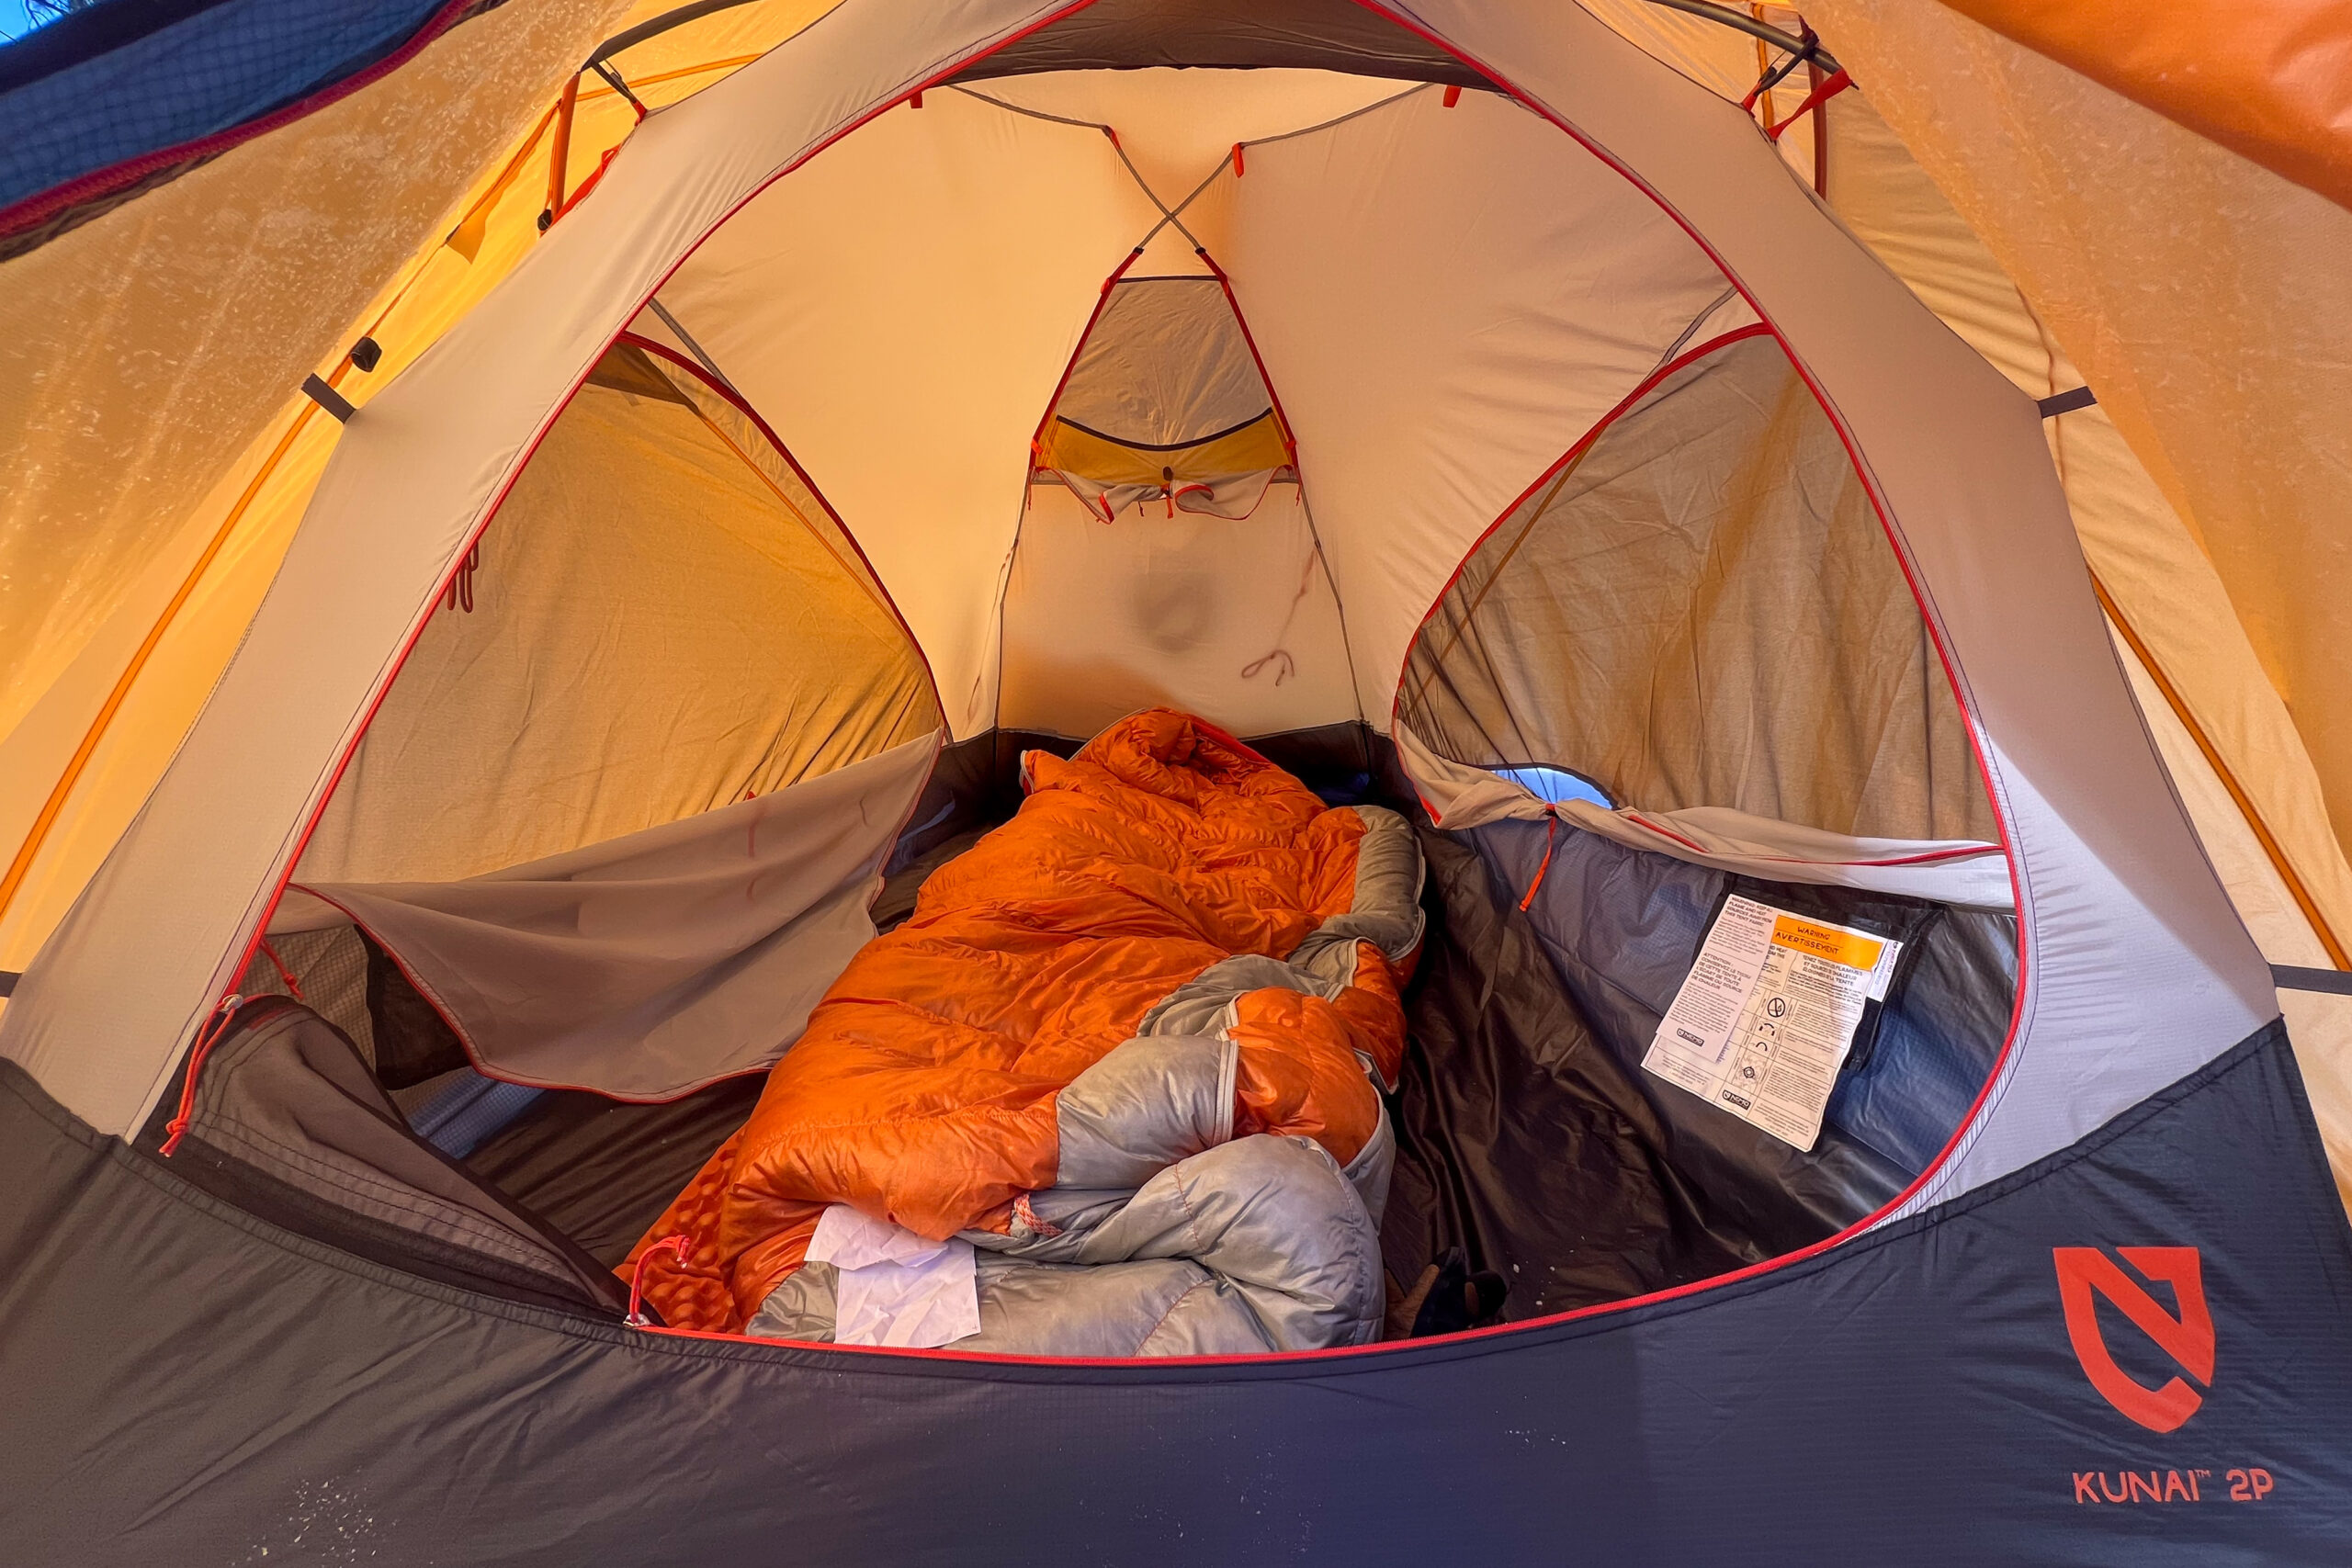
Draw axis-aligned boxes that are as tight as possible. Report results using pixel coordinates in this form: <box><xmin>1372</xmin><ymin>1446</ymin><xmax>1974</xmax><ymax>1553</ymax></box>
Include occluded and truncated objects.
<box><xmin>2037</xmin><ymin>385</ymin><xmax>2097</xmax><ymax>418</ymax></box>
<box><xmin>2273</xmin><ymin>964</ymin><xmax>2352</xmax><ymax>996</ymax></box>
<box><xmin>300</xmin><ymin>375</ymin><xmax>355</xmax><ymax>423</ymax></box>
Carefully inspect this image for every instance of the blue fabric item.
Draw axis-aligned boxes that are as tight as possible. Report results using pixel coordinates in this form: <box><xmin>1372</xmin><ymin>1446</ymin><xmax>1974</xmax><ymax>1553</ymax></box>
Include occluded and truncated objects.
<box><xmin>1489</xmin><ymin>764</ymin><xmax>1612</xmax><ymax>809</ymax></box>
<box><xmin>0</xmin><ymin>0</ymin><xmax>457</xmax><ymax>213</ymax></box>
<box><xmin>1824</xmin><ymin>907</ymin><xmax>2016</xmax><ymax>1173</ymax></box>
<box><xmin>407</xmin><ymin>1070</ymin><xmax>543</xmax><ymax>1159</ymax></box>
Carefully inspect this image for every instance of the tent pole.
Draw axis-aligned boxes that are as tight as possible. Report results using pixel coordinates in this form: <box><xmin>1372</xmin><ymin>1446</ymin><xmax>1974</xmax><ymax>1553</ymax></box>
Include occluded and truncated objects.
<box><xmin>1645</xmin><ymin>0</ymin><xmax>1838</xmax><ymax>74</ymax></box>
<box><xmin>2095</xmin><ymin>575</ymin><xmax>2352</xmax><ymax>969</ymax></box>
<box><xmin>0</xmin><ymin>404</ymin><xmax>322</xmax><ymax>936</ymax></box>
<box><xmin>542</xmin><ymin>73</ymin><xmax>580</xmax><ymax>231</ymax></box>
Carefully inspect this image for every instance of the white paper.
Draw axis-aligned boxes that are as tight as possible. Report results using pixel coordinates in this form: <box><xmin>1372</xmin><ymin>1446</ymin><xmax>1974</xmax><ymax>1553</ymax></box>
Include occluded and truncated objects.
<box><xmin>808</xmin><ymin>1203</ymin><xmax>980</xmax><ymax>1348</ymax></box>
<box><xmin>1641</xmin><ymin>895</ymin><xmax>1900</xmax><ymax>1151</ymax></box>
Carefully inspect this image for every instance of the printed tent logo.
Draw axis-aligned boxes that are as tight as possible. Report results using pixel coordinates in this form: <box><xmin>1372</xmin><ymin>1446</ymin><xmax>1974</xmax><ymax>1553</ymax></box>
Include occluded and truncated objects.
<box><xmin>2053</xmin><ymin>1247</ymin><xmax>2215</xmax><ymax>1433</ymax></box>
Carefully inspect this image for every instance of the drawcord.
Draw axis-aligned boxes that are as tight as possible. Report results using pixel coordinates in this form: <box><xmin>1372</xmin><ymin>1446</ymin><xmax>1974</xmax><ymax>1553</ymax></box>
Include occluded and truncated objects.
<box><xmin>257</xmin><ymin>938</ymin><xmax>305</xmax><ymax>1001</ymax></box>
<box><xmin>627</xmin><ymin>1234</ymin><xmax>693</xmax><ymax>1326</ymax></box>
<box><xmin>159</xmin><ymin>994</ymin><xmax>246</xmax><ymax>1156</ymax></box>
<box><xmin>1519</xmin><ymin>808</ymin><xmax>1560</xmax><ymax>912</ymax></box>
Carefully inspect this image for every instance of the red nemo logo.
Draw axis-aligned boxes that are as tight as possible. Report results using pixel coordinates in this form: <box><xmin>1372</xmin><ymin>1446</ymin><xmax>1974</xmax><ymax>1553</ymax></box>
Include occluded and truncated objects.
<box><xmin>2053</xmin><ymin>1247</ymin><xmax>2215</xmax><ymax>1433</ymax></box>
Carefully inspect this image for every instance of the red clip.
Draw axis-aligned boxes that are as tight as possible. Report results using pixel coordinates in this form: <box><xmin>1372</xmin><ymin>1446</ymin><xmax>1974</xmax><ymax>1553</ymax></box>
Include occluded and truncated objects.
<box><xmin>627</xmin><ymin>1234</ymin><xmax>693</xmax><ymax>1326</ymax></box>
<box><xmin>1230</xmin><ymin>142</ymin><xmax>1245</xmax><ymax>177</ymax></box>
<box><xmin>909</xmin><ymin>89</ymin><xmax>922</xmax><ymax>109</ymax></box>
<box><xmin>1442</xmin><ymin>85</ymin><xmax>1462</xmax><ymax>108</ymax></box>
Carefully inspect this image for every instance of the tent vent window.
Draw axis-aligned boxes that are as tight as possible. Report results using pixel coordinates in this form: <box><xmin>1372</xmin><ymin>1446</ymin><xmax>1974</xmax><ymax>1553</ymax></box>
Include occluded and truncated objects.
<box><xmin>1035</xmin><ymin>276</ymin><xmax>1293</xmax><ymax>521</ymax></box>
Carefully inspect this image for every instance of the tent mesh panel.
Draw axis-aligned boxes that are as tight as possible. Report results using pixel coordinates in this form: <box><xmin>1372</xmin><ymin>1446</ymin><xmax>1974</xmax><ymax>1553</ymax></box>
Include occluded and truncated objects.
<box><xmin>1397</xmin><ymin>333</ymin><xmax>1996</xmax><ymax>843</ymax></box>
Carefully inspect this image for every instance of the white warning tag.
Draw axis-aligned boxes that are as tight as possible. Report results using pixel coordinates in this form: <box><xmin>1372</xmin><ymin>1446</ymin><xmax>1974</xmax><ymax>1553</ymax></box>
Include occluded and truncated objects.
<box><xmin>1641</xmin><ymin>894</ymin><xmax>1901</xmax><ymax>1152</ymax></box>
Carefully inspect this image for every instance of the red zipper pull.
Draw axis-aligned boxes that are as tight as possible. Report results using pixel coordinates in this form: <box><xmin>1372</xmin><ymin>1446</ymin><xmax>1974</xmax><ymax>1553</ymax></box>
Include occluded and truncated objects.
<box><xmin>1518</xmin><ymin>809</ymin><xmax>1560</xmax><ymax>913</ymax></box>
<box><xmin>626</xmin><ymin>1234</ymin><xmax>693</xmax><ymax>1326</ymax></box>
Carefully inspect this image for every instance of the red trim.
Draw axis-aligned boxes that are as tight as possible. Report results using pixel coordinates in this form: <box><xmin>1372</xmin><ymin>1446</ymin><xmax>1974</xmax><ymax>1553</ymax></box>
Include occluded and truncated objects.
<box><xmin>1617</xmin><ymin>809</ymin><xmax>1710</xmax><ymax>856</ymax></box>
<box><xmin>0</xmin><ymin>0</ymin><xmax>483</xmax><ymax>247</ymax></box>
<box><xmin>257</xmin><ymin>938</ymin><xmax>306</xmax><ymax>1001</ymax></box>
<box><xmin>553</xmin><ymin>146</ymin><xmax>622</xmax><ymax>224</ymax></box>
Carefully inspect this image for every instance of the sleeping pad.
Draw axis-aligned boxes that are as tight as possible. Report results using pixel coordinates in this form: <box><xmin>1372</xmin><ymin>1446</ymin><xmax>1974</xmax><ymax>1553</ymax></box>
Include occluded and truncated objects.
<box><xmin>625</xmin><ymin>709</ymin><xmax>1423</xmax><ymax>1354</ymax></box>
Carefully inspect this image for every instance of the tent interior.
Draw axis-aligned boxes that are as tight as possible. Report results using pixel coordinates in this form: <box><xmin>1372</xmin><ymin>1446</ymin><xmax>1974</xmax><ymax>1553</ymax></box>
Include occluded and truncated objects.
<box><xmin>122</xmin><ymin>13</ymin><xmax>2041</xmax><ymax>1352</ymax></box>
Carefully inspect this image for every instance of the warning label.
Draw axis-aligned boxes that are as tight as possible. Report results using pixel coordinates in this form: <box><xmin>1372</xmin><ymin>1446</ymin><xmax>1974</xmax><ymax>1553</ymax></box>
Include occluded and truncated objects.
<box><xmin>1641</xmin><ymin>895</ymin><xmax>1899</xmax><ymax>1151</ymax></box>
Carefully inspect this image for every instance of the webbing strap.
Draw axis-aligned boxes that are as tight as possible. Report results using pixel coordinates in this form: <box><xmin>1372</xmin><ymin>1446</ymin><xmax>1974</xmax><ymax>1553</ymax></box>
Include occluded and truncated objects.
<box><xmin>2274</xmin><ymin>964</ymin><xmax>2352</xmax><ymax>997</ymax></box>
<box><xmin>300</xmin><ymin>374</ymin><xmax>354</xmax><ymax>423</ymax></box>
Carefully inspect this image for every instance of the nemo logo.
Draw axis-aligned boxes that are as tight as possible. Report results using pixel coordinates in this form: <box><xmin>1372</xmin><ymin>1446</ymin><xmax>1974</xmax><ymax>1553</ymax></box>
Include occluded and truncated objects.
<box><xmin>2053</xmin><ymin>1247</ymin><xmax>2214</xmax><ymax>1433</ymax></box>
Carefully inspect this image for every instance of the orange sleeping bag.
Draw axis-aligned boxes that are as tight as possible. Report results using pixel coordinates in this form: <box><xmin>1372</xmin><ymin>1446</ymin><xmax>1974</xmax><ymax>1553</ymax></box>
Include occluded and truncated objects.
<box><xmin>627</xmin><ymin>709</ymin><xmax>1415</xmax><ymax>1334</ymax></box>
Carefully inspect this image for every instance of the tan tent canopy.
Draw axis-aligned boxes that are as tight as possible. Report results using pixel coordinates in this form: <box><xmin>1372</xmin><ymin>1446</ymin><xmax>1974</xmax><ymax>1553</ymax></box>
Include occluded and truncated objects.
<box><xmin>0</xmin><ymin>1</ymin><xmax>2347</xmax><ymax>1173</ymax></box>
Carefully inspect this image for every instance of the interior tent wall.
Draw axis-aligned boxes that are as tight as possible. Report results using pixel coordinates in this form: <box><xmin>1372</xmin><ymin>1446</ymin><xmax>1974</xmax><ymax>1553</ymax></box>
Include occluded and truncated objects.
<box><xmin>2116</xmin><ymin>629</ymin><xmax>2352</xmax><ymax>1213</ymax></box>
<box><xmin>1805</xmin><ymin>0</ymin><xmax>2352</xmax><ymax>887</ymax></box>
<box><xmin>649</xmin><ymin>85</ymin><xmax>1168</xmax><ymax>738</ymax></box>
<box><xmin>1804</xmin><ymin>65</ymin><xmax>2352</xmax><ymax>1202</ymax></box>
<box><xmin>1396</xmin><ymin>329</ymin><xmax>1995</xmax><ymax>845</ymax></box>
<box><xmin>1371</xmin><ymin>0</ymin><xmax>2268</xmax><ymax>1212</ymax></box>
<box><xmin>0</xmin><ymin>0</ymin><xmax>1110</xmax><ymax>1135</ymax></box>
<box><xmin>1000</xmin><ymin>485</ymin><xmax>1357</xmax><ymax>739</ymax></box>
<box><xmin>0</xmin><ymin>0</ymin><xmax>840</xmax><ymax>976</ymax></box>
<box><xmin>1208</xmin><ymin>84</ymin><xmax>1748</xmax><ymax>725</ymax></box>
<box><xmin>297</xmin><ymin>344</ymin><xmax>939</xmax><ymax>885</ymax></box>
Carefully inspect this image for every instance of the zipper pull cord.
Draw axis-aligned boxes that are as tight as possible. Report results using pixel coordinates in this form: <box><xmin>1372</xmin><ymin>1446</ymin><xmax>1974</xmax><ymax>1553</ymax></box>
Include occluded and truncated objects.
<box><xmin>159</xmin><ymin>995</ymin><xmax>244</xmax><ymax>1157</ymax></box>
<box><xmin>1518</xmin><ymin>807</ymin><xmax>1560</xmax><ymax>913</ymax></box>
<box><xmin>626</xmin><ymin>1234</ymin><xmax>693</xmax><ymax>1327</ymax></box>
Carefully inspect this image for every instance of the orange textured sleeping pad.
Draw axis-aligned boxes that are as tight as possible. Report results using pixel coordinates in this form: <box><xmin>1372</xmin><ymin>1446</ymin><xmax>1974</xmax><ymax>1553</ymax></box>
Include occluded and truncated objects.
<box><xmin>626</xmin><ymin>709</ymin><xmax>1408</xmax><ymax>1333</ymax></box>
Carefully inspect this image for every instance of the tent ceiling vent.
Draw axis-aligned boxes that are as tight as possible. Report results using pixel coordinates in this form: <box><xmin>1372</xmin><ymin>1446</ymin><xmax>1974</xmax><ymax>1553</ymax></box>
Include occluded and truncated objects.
<box><xmin>1036</xmin><ymin>276</ymin><xmax>1292</xmax><ymax>521</ymax></box>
